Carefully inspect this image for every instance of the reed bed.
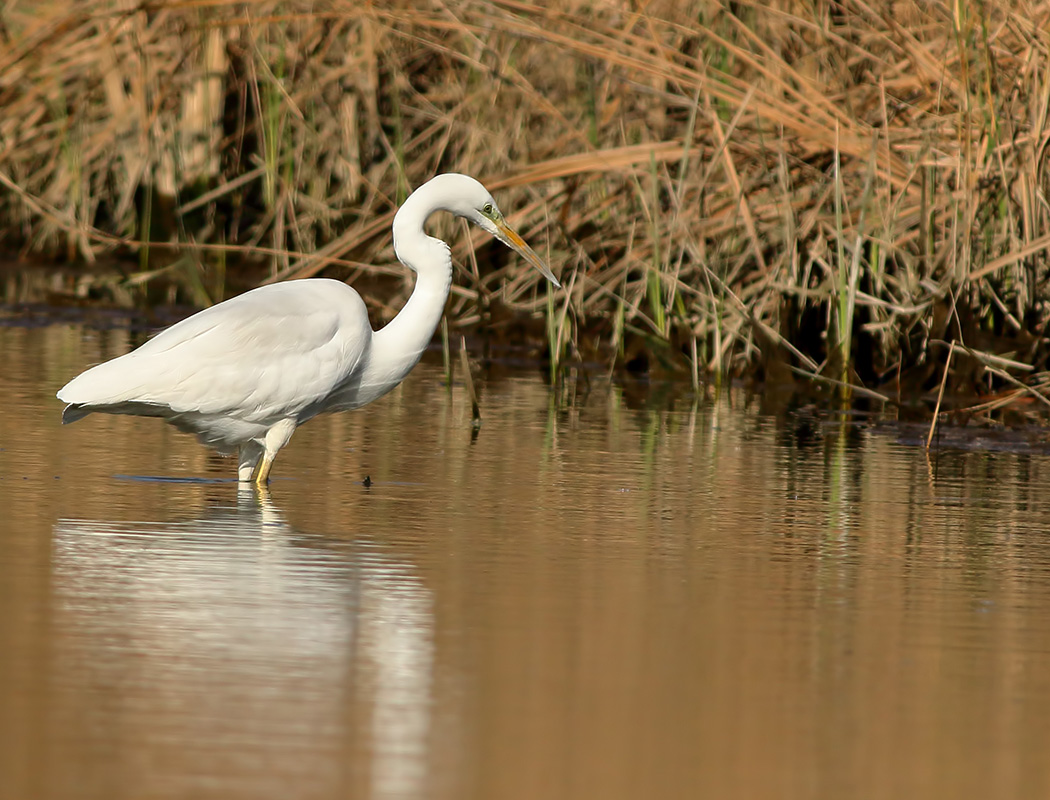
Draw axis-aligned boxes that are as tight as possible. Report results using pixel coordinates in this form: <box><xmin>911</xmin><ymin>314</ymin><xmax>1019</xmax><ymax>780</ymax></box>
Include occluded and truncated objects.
<box><xmin>2</xmin><ymin>0</ymin><xmax>1050</xmax><ymax>407</ymax></box>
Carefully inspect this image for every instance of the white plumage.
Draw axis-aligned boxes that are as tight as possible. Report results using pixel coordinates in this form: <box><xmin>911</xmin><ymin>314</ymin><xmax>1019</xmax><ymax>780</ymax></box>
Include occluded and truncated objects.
<box><xmin>58</xmin><ymin>173</ymin><xmax>560</xmax><ymax>486</ymax></box>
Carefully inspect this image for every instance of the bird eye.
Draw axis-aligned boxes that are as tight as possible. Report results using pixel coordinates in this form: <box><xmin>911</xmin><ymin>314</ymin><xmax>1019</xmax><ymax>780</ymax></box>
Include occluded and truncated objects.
<box><xmin>482</xmin><ymin>203</ymin><xmax>494</xmax><ymax>216</ymax></box>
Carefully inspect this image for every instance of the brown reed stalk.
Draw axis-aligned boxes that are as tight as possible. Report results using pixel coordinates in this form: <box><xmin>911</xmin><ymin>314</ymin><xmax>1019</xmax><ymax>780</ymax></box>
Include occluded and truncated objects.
<box><xmin>0</xmin><ymin>0</ymin><xmax>1048</xmax><ymax>401</ymax></box>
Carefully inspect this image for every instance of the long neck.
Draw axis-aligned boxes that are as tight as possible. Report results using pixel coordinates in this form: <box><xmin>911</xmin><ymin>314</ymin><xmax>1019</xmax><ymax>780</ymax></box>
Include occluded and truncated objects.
<box><xmin>359</xmin><ymin>197</ymin><xmax>453</xmax><ymax>400</ymax></box>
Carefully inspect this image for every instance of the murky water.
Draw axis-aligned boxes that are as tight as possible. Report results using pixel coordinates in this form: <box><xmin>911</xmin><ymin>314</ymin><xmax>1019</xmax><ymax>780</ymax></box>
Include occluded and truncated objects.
<box><xmin>5</xmin><ymin>322</ymin><xmax>1050</xmax><ymax>799</ymax></box>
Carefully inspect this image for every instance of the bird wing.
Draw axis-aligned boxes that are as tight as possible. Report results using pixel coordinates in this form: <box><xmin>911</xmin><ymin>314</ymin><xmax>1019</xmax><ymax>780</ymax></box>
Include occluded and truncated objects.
<box><xmin>58</xmin><ymin>280</ymin><xmax>373</xmax><ymax>423</ymax></box>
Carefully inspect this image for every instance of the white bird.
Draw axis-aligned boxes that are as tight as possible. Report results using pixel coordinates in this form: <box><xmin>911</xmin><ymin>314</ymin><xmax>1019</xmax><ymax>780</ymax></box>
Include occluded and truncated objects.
<box><xmin>57</xmin><ymin>173</ymin><xmax>560</xmax><ymax>486</ymax></box>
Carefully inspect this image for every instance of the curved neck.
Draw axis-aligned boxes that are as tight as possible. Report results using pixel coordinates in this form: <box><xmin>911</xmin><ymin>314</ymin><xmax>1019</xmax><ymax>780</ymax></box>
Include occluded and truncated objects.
<box><xmin>359</xmin><ymin>197</ymin><xmax>453</xmax><ymax>401</ymax></box>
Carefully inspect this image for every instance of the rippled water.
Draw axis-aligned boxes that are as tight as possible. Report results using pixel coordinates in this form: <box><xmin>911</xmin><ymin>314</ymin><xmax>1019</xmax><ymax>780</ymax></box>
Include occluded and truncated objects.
<box><xmin>5</xmin><ymin>322</ymin><xmax>1050</xmax><ymax>799</ymax></box>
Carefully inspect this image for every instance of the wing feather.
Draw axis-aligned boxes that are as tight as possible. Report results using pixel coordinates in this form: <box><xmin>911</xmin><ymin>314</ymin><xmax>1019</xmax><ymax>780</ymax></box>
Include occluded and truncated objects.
<box><xmin>58</xmin><ymin>280</ymin><xmax>372</xmax><ymax>425</ymax></box>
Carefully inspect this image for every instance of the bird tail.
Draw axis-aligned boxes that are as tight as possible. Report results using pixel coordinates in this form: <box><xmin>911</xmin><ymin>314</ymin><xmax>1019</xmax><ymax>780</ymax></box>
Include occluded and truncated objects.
<box><xmin>56</xmin><ymin>353</ymin><xmax>147</xmax><ymax>415</ymax></box>
<box><xmin>61</xmin><ymin>404</ymin><xmax>92</xmax><ymax>424</ymax></box>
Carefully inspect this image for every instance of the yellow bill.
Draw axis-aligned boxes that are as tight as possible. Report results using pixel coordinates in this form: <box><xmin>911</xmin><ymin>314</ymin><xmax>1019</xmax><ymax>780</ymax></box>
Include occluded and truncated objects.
<box><xmin>493</xmin><ymin>219</ymin><xmax>561</xmax><ymax>289</ymax></box>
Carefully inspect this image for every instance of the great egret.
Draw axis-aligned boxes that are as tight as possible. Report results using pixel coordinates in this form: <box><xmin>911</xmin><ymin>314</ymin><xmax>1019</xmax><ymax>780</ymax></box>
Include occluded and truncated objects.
<box><xmin>57</xmin><ymin>173</ymin><xmax>560</xmax><ymax>486</ymax></box>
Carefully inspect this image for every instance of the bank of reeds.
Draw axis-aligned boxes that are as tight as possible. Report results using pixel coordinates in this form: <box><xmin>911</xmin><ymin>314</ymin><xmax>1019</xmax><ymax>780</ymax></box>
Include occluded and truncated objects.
<box><xmin>2</xmin><ymin>0</ymin><xmax>1050</xmax><ymax>406</ymax></box>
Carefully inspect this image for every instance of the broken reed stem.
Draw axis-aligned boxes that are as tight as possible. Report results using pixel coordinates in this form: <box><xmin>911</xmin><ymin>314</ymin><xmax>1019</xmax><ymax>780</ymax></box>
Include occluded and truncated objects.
<box><xmin>982</xmin><ymin>366</ymin><xmax>1050</xmax><ymax>411</ymax></box>
<box><xmin>441</xmin><ymin>316</ymin><xmax>452</xmax><ymax>389</ymax></box>
<box><xmin>787</xmin><ymin>366</ymin><xmax>892</xmax><ymax>404</ymax></box>
<box><xmin>927</xmin><ymin>339</ymin><xmax>956</xmax><ymax>449</ymax></box>
<box><xmin>459</xmin><ymin>335</ymin><xmax>481</xmax><ymax>426</ymax></box>
<box><xmin>690</xmin><ymin>336</ymin><xmax>700</xmax><ymax>394</ymax></box>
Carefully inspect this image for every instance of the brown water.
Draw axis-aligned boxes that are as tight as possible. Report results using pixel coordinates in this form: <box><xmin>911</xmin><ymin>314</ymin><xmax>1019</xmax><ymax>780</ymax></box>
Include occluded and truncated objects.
<box><xmin>4</xmin><ymin>322</ymin><xmax>1050</xmax><ymax>799</ymax></box>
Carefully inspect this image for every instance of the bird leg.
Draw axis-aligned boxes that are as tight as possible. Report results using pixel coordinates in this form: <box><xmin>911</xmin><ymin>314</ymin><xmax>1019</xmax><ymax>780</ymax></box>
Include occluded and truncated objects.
<box><xmin>238</xmin><ymin>441</ymin><xmax>264</xmax><ymax>483</ymax></box>
<box><xmin>252</xmin><ymin>419</ymin><xmax>298</xmax><ymax>487</ymax></box>
<box><xmin>254</xmin><ymin>456</ymin><xmax>275</xmax><ymax>487</ymax></box>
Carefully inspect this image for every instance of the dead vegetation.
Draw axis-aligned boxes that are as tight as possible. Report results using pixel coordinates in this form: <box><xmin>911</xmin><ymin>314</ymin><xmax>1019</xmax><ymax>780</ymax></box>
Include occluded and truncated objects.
<box><xmin>2</xmin><ymin>0</ymin><xmax>1050</xmax><ymax>406</ymax></box>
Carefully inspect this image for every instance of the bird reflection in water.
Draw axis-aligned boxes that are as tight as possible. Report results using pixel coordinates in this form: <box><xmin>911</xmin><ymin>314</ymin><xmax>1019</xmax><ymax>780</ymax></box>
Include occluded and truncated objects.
<box><xmin>50</xmin><ymin>492</ymin><xmax>439</xmax><ymax>798</ymax></box>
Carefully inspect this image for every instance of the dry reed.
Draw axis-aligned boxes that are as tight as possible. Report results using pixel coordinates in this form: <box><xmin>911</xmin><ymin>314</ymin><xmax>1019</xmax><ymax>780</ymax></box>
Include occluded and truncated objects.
<box><xmin>2</xmin><ymin>0</ymin><xmax>1050</xmax><ymax>409</ymax></box>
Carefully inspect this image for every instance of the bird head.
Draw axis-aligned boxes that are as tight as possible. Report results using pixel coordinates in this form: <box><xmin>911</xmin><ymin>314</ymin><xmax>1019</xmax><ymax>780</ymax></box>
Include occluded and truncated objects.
<box><xmin>423</xmin><ymin>174</ymin><xmax>562</xmax><ymax>288</ymax></box>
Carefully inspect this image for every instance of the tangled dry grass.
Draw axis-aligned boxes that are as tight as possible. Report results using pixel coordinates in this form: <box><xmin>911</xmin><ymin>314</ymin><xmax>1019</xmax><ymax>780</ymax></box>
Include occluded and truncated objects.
<box><xmin>2</xmin><ymin>0</ymin><xmax>1050</xmax><ymax>407</ymax></box>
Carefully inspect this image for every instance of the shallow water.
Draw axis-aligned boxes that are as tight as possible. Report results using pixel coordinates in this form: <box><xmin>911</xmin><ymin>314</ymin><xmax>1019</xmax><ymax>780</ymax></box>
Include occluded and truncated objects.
<box><xmin>5</xmin><ymin>322</ymin><xmax>1050</xmax><ymax>799</ymax></box>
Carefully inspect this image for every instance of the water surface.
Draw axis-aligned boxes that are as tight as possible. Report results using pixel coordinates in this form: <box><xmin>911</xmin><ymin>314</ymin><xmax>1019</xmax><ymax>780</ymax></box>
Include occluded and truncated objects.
<box><xmin>4</xmin><ymin>322</ymin><xmax>1050</xmax><ymax>799</ymax></box>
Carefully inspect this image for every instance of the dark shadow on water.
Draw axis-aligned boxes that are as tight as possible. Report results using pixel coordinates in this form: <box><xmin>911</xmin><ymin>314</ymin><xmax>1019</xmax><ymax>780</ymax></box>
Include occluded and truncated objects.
<box><xmin>114</xmin><ymin>474</ymin><xmax>241</xmax><ymax>484</ymax></box>
<box><xmin>112</xmin><ymin>474</ymin><xmax>422</xmax><ymax>488</ymax></box>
